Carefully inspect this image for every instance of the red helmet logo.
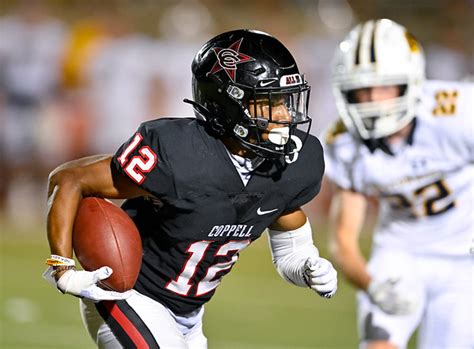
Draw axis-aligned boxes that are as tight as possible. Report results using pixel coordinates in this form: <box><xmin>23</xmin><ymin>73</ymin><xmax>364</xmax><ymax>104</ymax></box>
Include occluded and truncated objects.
<box><xmin>209</xmin><ymin>38</ymin><xmax>255</xmax><ymax>82</ymax></box>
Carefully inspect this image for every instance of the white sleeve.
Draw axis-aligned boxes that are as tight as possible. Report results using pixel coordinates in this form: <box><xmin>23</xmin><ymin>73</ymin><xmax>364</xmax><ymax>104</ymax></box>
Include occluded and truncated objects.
<box><xmin>324</xmin><ymin>145</ymin><xmax>355</xmax><ymax>190</ymax></box>
<box><xmin>419</xmin><ymin>80</ymin><xmax>474</xmax><ymax>163</ymax></box>
<box><xmin>267</xmin><ymin>219</ymin><xmax>319</xmax><ymax>287</ymax></box>
<box><xmin>320</xmin><ymin>123</ymin><xmax>358</xmax><ymax>191</ymax></box>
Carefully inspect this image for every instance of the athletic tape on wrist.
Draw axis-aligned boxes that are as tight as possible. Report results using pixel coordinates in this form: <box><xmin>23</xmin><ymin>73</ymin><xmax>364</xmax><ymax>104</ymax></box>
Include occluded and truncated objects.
<box><xmin>268</xmin><ymin>219</ymin><xmax>319</xmax><ymax>287</ymax></box>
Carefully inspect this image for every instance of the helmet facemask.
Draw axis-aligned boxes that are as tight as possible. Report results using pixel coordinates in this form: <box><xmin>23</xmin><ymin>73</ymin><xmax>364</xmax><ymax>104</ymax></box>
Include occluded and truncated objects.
<box><xmin>230</xmin><ymin>82</ymin><xmax>312</xmax><ymax>159</ymax></box>
<box><xmin>334</xmin><ymin>80</ymin><xmax>419</xmax><ymax>140</ymax></box>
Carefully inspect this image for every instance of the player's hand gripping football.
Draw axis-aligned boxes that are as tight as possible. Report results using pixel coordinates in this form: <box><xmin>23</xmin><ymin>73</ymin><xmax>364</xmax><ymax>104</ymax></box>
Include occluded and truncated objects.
<box><xmin>367</xmin><ymin>277</ymin><xmax>418</xmax><ymax>315</ymax></box>
<box><xmin>43</xmin><ymin>265</ymin><xmax>132</xmax><ymax>303</ymax></box>
<box><xmin>303</xmin><ymin>257</ymin><xmax>338</xmax><ymax>298</ymax></box>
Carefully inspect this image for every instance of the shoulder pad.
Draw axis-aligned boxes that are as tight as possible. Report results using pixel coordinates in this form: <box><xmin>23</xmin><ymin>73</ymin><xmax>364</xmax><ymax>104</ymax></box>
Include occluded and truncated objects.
<box><xmin>420</xmin><ymin>80</ymin><xmax>473</xmax><ymax>118</ymax></box>
<box><xmin>324</xmin><ymin>119</ymin><xmax>348</xmax><ymax>145</ymax></box>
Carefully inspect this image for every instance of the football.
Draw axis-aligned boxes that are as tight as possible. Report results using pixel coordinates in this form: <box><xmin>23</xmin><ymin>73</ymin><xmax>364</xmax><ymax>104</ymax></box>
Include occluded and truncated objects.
<box><xmin>72</xmin><ymin>197</ymin><xmax>142</xmax><ymax>292</ymax></box>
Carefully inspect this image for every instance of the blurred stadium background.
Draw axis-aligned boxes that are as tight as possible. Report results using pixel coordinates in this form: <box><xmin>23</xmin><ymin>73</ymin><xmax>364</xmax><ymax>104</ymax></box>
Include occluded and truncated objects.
<box><xmin>0</xmin><ymin>0</ymin><xmax>472</xmax><ymax>348</ymax></box>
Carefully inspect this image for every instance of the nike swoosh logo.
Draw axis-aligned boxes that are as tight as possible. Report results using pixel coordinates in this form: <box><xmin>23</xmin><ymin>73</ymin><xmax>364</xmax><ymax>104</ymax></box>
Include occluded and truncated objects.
<box><xmin>258</xmin><ymin>79</ymin><xmax>278</xmax><ymax>87</ymax></box>
<box><xmin>257</xmin><ymin>207</ymin><xmax>278</xmax><ymax>215</ymax></box>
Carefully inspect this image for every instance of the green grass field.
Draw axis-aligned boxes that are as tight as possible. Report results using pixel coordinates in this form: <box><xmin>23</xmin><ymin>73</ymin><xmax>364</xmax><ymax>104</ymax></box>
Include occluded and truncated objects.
<box><xmin>0</xmin><ymin>221</ymin><xmax>416</xmax><ymax>349</ymax></box>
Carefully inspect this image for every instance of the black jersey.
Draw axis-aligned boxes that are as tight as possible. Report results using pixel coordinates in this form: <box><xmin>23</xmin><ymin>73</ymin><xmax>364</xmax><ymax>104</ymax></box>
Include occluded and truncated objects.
<box><xmin>111</xmin><ymin>117</ymin><xmax>324</xmax><ymax>315</ymax></box>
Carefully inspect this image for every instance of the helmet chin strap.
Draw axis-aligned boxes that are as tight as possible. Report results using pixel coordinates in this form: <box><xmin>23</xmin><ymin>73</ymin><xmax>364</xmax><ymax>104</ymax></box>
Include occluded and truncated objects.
<box><xmin>183</xmin><ymin>98</ymin><xmax>208</xmax><ymax>121</ymax></box>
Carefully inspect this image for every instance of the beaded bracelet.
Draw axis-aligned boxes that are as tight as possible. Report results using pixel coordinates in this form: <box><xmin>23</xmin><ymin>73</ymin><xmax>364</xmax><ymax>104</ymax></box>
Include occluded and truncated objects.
<box><xmin>51</xmin><ymin>265</ymin><xmax>76</xmax><ymax>278</ymax></box>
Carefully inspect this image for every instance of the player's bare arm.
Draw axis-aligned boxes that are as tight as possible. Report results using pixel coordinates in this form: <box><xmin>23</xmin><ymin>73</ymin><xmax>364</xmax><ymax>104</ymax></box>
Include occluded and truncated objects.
<box><xmin>47</xmin><ymin>155</ymin><xmax>148</xmax><ymax>264</ymax></box>
<box><xmin>328</xmin><ymin>185</ymin><xmax>370</xmax><ymax>290</ymax></box>
<box><xmin>44</xmin><ymin>155</ymin><xmax>149</xmax><ymax>301</ymax></box>
<box><xmin>269</xmin><ymin>207</ymin><xmax>307</xmax><ymax>231</ymax></box>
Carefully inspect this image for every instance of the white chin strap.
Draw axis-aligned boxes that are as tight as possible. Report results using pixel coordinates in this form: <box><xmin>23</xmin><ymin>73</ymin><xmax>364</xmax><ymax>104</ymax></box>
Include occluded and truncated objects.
<box><xmin>268</xmin><ymin>127</ymin><xmax>290</xmax><ymax>145</ymax></box>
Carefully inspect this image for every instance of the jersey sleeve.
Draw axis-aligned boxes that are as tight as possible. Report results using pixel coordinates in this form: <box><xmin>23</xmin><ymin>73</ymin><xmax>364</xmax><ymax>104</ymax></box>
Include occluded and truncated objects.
<box><xmin>284</xmin><ymin>136</ymin><xmax>325</xmax><ymax>211</ymax></box>
<box><xmin>321</xmin><ymin>121</ymin><xmax>357</xmax><ymax>191</ymax></box>
<box><xmin>286</xmin><ymin>180</ymin><xmax>322</xmax><ymax>211</ymax></box>
<box><xmin>324</xmin><ymin>145</ymin><xmax>354</xmax><ymax>190</ymax></box>
<box><xmin>111</xmin><ymin>121</ymin><xmax>175</xmax><ymax>198</ymax></box>
<box><xmin>419</xmin><ymin>80</ymin><xmax>474</xmax><ymax>163</ymax></box>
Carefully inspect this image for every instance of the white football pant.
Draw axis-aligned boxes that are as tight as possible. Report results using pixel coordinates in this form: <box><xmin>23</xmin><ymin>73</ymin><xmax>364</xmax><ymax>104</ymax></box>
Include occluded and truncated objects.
<box><xmin>80</xmin><ymin>290</ymin><xmax>208</xmax><ymax>348</ymax></box>
<box><xmin>358</xmin><ymin>249</ymin><xmax>473</xmax><ymax>349</ymax></box>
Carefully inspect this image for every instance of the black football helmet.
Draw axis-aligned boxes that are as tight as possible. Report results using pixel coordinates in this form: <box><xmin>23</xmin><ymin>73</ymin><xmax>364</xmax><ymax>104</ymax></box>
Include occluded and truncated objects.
<box><xmin>184</xmin><ymin>29</ymin><xmax>312</xmax><ymax>159</ymax></box>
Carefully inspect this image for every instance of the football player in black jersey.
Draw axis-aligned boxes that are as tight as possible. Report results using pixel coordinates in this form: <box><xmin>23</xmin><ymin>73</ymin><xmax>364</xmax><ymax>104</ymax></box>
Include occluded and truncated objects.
<box><xmin>43</xmin><ymin>29</ymin><xmax>337</xmax><ymax>348</ymax></box>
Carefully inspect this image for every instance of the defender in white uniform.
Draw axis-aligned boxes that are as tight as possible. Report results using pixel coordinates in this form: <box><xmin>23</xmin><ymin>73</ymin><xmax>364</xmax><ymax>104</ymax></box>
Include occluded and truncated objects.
<box><xmin>324</xmin><ymin>19</ymin><xmax>473</xmax><ymax>349</ymax></box>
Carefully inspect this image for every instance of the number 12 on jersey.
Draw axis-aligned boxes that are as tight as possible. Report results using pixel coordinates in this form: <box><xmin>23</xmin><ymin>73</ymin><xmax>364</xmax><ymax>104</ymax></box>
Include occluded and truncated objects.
<box><xmin>117</xmin><ymin>133</ymin><xmax>158</xmax><ymax>184</ymax></box>
<box><xmin>166</xmin><ymin>240</ymin><xmax>251</xmax><ymax>297</ymax></box>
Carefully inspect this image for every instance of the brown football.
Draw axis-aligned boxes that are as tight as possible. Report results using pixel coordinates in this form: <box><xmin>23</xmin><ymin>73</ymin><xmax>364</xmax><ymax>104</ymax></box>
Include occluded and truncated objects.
<box><xmin>72</xmin><ymin>197</ymin><xmax>142</xmax><ymax>292</ymax></box>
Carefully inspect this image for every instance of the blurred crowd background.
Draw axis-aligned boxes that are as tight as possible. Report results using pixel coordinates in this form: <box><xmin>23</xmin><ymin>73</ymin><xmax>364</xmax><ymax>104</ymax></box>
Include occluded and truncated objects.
<box><xmin>0</xmin><ymin>0</ymin><xmax>472</xmax><ymax>228</ymax></box>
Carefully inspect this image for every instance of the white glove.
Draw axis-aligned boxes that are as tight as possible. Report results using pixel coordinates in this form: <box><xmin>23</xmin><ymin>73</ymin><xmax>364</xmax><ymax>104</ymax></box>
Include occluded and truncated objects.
<box><xmin>367</xmin><ymin>277</ymin><xmax>418</xmax><ymax>315</ymax></box>
<box><xmin>303</xmin><ymin>257</ymin><xmax>338</xmax><ymax>298</ymax></box>
<box><xmin>43</xmin><ymin>266</ymin><xmax>132</xmax><ymax>302</ymax></box>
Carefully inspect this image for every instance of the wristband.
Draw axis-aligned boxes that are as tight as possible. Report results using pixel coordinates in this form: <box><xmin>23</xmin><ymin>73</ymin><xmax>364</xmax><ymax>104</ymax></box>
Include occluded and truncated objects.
<box><xmin>45</xmin><ymin>254</ymin><xmax>76</xmax><ymax>267</ymax></box>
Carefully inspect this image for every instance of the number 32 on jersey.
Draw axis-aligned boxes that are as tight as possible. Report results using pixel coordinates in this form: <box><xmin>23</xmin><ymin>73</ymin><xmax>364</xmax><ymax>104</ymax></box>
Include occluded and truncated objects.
<box><xmin>117</xmin><ymin>133</ymin><xmax>158</xmax><ymax>184</ymax></box>
<box><xmin>384</xmin><ymin>179</ymin><xmax>455</xmax><ymax>218</ymax></box>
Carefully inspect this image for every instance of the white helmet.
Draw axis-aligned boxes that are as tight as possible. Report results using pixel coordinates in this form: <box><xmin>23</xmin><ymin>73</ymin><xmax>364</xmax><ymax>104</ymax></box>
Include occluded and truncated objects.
<box><xmin>332</xmin><ymin>19</ymin><xmax>425</xmax><ymax>140</ymax></box>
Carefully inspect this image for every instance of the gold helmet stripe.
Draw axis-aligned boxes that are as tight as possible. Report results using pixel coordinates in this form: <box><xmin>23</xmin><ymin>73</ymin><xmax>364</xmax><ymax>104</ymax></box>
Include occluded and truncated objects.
<box><xmin>405</xmin><ymin>31</ymin><xmax>421</xmax><ymax>52</ymax></box>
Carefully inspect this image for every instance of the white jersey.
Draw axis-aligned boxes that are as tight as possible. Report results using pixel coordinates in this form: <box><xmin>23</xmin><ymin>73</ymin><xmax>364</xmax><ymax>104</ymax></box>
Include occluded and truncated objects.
<box><xmin>323</xmin><ymin>80</ymin><xmax>474</xmax><ymax>256</ymax></box>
